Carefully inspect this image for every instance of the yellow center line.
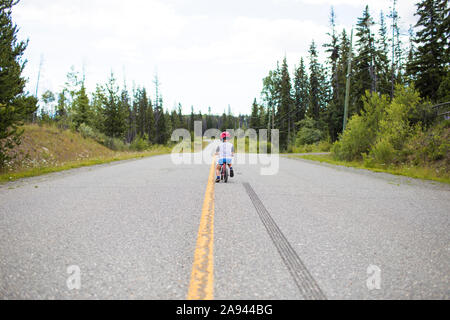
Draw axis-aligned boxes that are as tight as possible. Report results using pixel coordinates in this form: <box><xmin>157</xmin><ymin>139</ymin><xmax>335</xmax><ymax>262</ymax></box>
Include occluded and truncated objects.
<box><xmin>187</xmin><ymin>157</ymin><xmax>216</xmax><ymax>300</ymax></box>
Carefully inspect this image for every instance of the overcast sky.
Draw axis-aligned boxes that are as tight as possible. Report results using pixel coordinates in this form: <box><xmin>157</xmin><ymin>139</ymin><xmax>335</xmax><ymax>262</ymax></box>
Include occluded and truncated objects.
<box><xmin>14</xmin><ymin>0</ymin><xmax>418</xmax><ymax>115</ymax></box>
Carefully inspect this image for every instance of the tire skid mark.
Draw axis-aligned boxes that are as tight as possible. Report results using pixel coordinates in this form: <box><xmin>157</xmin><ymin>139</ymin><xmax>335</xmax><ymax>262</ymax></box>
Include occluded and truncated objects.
<box><xmin>243</xmin><ymin>182</ymin><xmax>327</xmax><ymax>300</ymax></box>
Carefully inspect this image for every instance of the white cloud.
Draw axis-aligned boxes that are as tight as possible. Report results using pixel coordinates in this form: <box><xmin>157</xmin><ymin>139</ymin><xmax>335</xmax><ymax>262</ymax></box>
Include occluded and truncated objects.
<box><xmin>13</xmin><ymin>0</ymin><xmax>419</xmax><ymax>115</ymax></box>
<box><xmin>298</xmin><ymin>0</ymin><xmax>417</xmax><ymax>27</ymax></box>
<box><xmin>160</xmin><ymin>17</ymin><xmax>328</xmax><ymax>65</ymax></box>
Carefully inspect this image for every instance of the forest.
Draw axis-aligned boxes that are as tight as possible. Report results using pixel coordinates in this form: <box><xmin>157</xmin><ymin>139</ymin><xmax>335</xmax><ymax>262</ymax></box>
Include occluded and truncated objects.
<box><xmin>250</xmin><ymin>0</ymin><xmax>448</xmax><ymax>178</ymax></box>
<box><xmin>1</xmin><ymin>0</ymin><xmax>449</xmax><ymax>178</ymax></box>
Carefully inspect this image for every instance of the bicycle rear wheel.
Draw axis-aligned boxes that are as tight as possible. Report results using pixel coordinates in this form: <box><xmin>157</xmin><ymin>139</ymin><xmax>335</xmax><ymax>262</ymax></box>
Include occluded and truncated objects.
<box><xmin>224</xmin><ymin>165</ymin><xmax>228</xmax><ymax>183</ymax></box>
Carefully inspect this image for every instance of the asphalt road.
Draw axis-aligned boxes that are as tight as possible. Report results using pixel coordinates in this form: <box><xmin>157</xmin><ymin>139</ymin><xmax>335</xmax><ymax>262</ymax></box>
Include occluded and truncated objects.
<box><xmin>0</xmin><ymin>150</ymin><xmax>449</xmax><ymax>300</ymax></box>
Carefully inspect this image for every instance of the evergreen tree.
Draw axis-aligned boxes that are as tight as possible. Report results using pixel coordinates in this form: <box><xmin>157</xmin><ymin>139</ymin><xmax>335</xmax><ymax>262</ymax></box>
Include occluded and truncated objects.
<box><xmin>197</xmin><ymin>110</ymin><xmax>205</xmax><ymax>134</ymax></box>
<box><xmin>170</xmin><ymin>107</ymin><xmax>181</xmax><ymax>131</ymax></box>
<box><xmin>329</xmin><ymin>29</ymin><xmax>353</xmax><ymax>140</ymax></box>
<box><xmin>308</xmin><ymin>41</ymin><xmax>329</xmax><ymax>121</ymax></box>
<box><xmin>376</xmin><ymin>11</ymin><xmax>391</xmax><ymax>96</ymax></box>
<box><xmin>277</xmin><ymin>57</ymin><xmax>294</xmax><ymax>149</ymax></box>
<box><xmin>73</xmin><ymin>84</ymin><xmax>92</xmax><ymax>129</ymax></box>
<box><xmin>220</xmin><ymin>110</ymin><xmax>227</xmax><ymax>131</ymax></box>
<box><xmin>388</xmin><ymin>0</ymin><xmax>404</xmax><ymax>97</ymax></box>
<box><xmin>259</xmin><ymin>104</ymin><xmax>266</xmax><ymax>130</ymax></box>
<box><xmin>55</xmin><ymin>91</ymin><xmax>67</xmax><ymax>120</ymax></box>
<box><xmin>118</xmin><ymin>86</ymin><xmax>134</xmax><ymax>144</ymax></box>
<box><xmin>250</xmin><ymin>98</ymin><xmax>260</xmax><ymax>129</ymax></box>
<box><xmin>177</xmin><ymin>103</ymin><xmax>184</xmax><ymax>129</ymax></box>
<box><xmin>206</xmin><ymin>106</ymin><xmax>213</xmax><ymax>129</ymax></box>
<box><xmin>189</xmin><ymin>106</ymin><xmax>195</xmax><ymax>132</ymax></box>
<box><xmin>122</xmin><ymin>84</ymin><xmax>137</xmax><ymax>143</ymax></box>
<box><xmin>91</xmin><ymin>85</ymin><xmax>106</xmax><ymax>132</ymax></box>
<box><xmin>405</xmin><ymin>25</ymin><xmax>416</xmax><ymax>85</ymax></box>
<box><xmin>354</xmin><ymin>5</ymin><xmax>377</xmax><ymax>113</ymax></box>
<box><xmin>164</xmin><ymin>109</ymin><xmax>172</xmax><ymax>142</ymax></box>
<box><xmin>102</xmin><ymin>73</ymin><xmax>127</xmax><ymax>139</ymax></box>
<box><xmin>147</xmin><ymin>96</ymin><xmax>155</xmax><ymax>143</ymax></box>
<box><xmin>261</xmin><ymin>63</ymin><xmax>282</xmax><ymax>131</ymax></box>
<box><xmin>293</xmin><ymin>58</ymin><xmax>309</xmax><ymax>124</ymax></box>
<box><xmin>407</xmin><ymin>0</ymin><xmax>449</xmax><ymax>101</ymax></box>
<box><xmin>0</xmin><ymin>0</ymin><xmax>36</xmax><ymax>166</ymax></box>
<box><xmin>154</xmin><ymin>103</ymin><xmax>166</xmax><ymax>144</ymax></box>
<box><xmin>226</xmin><ymin>105</ymin><xmax>234</xmax><ymax>130</ymax></box>
<box><xmin>135</xmin><ymin>88</ymin><xmax>148</xmax><ymax>138</ymax></box>
<box><xmin>323</xmin><ymin>7</ymin><xmax>340</xmax><ymax>105</ymax></box>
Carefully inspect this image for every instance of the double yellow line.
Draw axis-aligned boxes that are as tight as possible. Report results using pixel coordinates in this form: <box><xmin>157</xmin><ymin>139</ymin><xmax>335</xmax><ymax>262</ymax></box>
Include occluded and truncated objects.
<box><xmin>187</xmin><ymin>158</ymin><xmax>216</xmax><ymax>300</ymax></box>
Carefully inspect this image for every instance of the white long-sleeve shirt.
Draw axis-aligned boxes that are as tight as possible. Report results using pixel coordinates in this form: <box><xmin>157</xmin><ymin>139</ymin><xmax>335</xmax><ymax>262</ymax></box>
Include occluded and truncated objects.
<box><xmin>216</xmin><ymin>142</ymin><xmax>234</xmax><ymax>159</ymax></box>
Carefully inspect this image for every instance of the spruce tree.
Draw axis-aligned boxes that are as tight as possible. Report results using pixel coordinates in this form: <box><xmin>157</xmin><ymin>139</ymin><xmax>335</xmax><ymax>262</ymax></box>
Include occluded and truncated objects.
<box><xmin>407</xmin><ymin>0</ymin><xmax>449</xmax><ymax>101</ymax></box>
<box><xmin>405</xmin><ymin>25</ymin><xmax>416</xmax><ymax>85</ymax></box>
<box><xmin>73</xmin><ymin>84</ymin><xmax>92</xmax><ymax>130</ymax></box>
<box><xmin>388</xmin><ymin>0</ymin><xmax>404</xmax><ymax>97</ymax></box>
<box><xmin>354</xmin><ymin>5</ymin><xmax>377</xmax><ymax>113</ymax></box>
<box><xmin>198</xmin><ymin>110</ymin><xmax>204</xmax><ymax>134</ymax></box>
<box><xmin>102</xmin><ymin>73</ymin><xmax>127</xmax><ymax>139</ymax></box>
<box><xmin>258</xmin><ymin>104</ymin><xmax>266</xmax><ymax>130</ymax></box>
<box><xmin>308</xmin><ymin>41</ymin><xmax>328</xmax><ymax>121</ymax></box>
<box><xmin>376</xmin><ymin>11</ymin><xmax>391</xmax><ymax>96</ymax></box>
<box><xmin>329</xmin><ymin>29</ymin><xmax>353</xmax><ymax>140</ymax></box>
<box><xmin>164</xmin><ymin>109</ymin><xmax>172</xmax><ymax>143</ymax></box>
<box><xmin>220</xmin><ymin>110</ymin><xmax>227</xmax><ymax>132</ymax></box>
<box><xmin>190</xmin><ymin>106</ymin><xmax>195</xmax><ymax>132</ymax></box>
<box><xmin>177</xmin><ymin>103</ymin><xmax>184</xmax><ymax>129</ymax></box>
<box><xmin>206</xmin><ymin>106</ymin><xmax>213</xmax><ymax>130</ymax></box>
<box><xmin>293</xmin><ymin>58</ymin><xmax>309</xmax><ymax>125</ymax></box>
<box><xmin>226</xmin><ymin>105</ymin><xmax>234</xmax><ymax>130</ymax></box>
<box><xmin>0</xmin><ymin>0</ymin><xmax>36</xmax><ymax>166</ymax></box>
<box><xmin>118</xmin><ymin>86</ymin><xmax>134</xmax><ymax>144</ymax></box>
<box><xmin>154</xmin><ymin>101</ymin><xmax>166</xmax><ymax>144</ymax></box>
<box><xmin>323</xmin><ymin>7</ymin><xmax>340</xmax><ymax>105</ymax></box>
<box><xmin>147</xmin><ymin>96</ymin><xmax>156</xmax><ymax>143</ymax></box>
<box><xmin>250</xmin><ymin>98</ymin><xmax>260</xmax><ymax>129</ymax></box>
<box><xmin>55</xmin><ymin>91</ymin><xmax>67</xmax><ymax>120</ymax></box>
<box><xmin>139</xmin><ymin>88</ymin><xmax>149</xmax><ymax>138</ymax></box>
<box><xmin>278</xmin><ymin>57</ymin><xmax>294</xmax><ymax>149</ymax></box>
<box><xmin>171</xmin><ymin>107</ymin><xmax>181</xmax><ymax>130</ymax></box>
<box><xmin>128</xmin><ymin>86</ymin><xmax>137</xmax><ymax>143</ymax></box>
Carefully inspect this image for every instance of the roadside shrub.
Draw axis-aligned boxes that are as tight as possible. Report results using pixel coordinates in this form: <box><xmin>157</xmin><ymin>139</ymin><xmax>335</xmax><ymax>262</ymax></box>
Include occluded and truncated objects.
<box><xmin>369</xmin><ymin>138</ymin><xmax>396</xmax><ymax>165</ymax></box>
<box><xmin>361</xmin><ymin>85</ymin><xmax>422</xmax><ymax>165</ymax></box>
<box><xmin>56</xmin><ymin>116</ymin><xmax>71</xmax><ymax>131</ymax></box>
<box><xmin>317</xmin><ymin>140</ymin><xmax>332</xmax><ymax>152</ymax></box>
<box><xmin>405</xmin><ymin>120</ymin><xmax>450</xmax><ymax>166</ymax></box>
<box><xmin>362</xmin><ymin>153</ymin><xmax>376</xmax><ymax>168</ymax></box>
<box><xmin>130</xmin><ymin>135</ymin><xmax>150</xmax><ymax>151</ymax></box>
<box><xmin>78</xmin><ymin>123</ymin><xmax>96</xmax><ymax>140</ymax></box>
<box><xmin>296</xmin><ymin>118</ymin><xmax>324</xmax><ymax>146</ymax></box>
<box><xmin>104</xmin><ymin>137</ymin><xmax>128</xmax><ymax>151</ymax></box>
<box><xmin>378</xmin><ymin>85</ymin><xmax>421</xmax><ymax>151</ymax></box>
<box><xmin>290</xmin><ymin>140</ymin><xmax>331</xmax><ymax>154</ymax></box>
<box><xmin>77</xmin><ymin>124</ymin><xmax>129</xmax><ymax>153</ymax></box>
<box><xmin>332</xmin><ymin>114</ymin><xmax>373</xmax><ymax>161</ymax></box>
<box><xmin>332</xmin><ymin>92</ymin><xmax>389</xmax><ymax>161</ymax></box>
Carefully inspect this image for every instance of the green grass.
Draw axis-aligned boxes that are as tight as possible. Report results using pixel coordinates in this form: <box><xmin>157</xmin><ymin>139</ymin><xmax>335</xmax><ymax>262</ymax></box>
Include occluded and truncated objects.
<box><xmin>0</xmin><ymin>124</ymin><xmax>176</xmax><ymax>184</ymax></box>
<box><xmin>287</xmin><ymin>141</ymin><xmax>332</xmax><ymax>154</ymax></box>
<box><xmin>289</xmin><ymin>154</ymin><xmax>450</xmax><ymax>184</ymax></box>
<box><xmin>0</xmin><ymin>146</ymin><xmax>172</xmax><ymax>184</ymax></box>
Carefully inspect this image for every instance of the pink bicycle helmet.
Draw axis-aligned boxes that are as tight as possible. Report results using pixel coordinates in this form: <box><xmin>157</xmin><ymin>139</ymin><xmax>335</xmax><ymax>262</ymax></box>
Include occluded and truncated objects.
<box><xmin>221</xmin><ymin>132</ymin><xmax>231</xmax><ymax>141</ymax></box>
